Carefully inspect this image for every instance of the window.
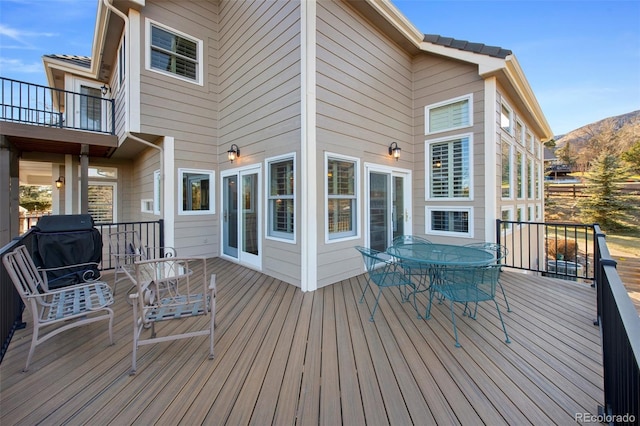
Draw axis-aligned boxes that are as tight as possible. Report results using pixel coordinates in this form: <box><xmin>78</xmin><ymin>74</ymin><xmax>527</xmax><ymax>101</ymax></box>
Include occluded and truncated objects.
<box><xmin>516</xmin><ymin>151</ymin><xmax>524</xmax><ymax>199</ymax></box>
<box><xmin>501</xmin><ymin>139</ymin><xmax>512</xmax><ymax>199</ymax></box>
<box><xmin>527</xmin><ymin>157</ymin><xmax>534</xmax><ymax>199</ymax></box>
<box><xmin>427</xmin><ymin>134</ymin><xmax>472</xmax><ymax>200</ymax></box>
<box><xmin>147</xmin><ymin>20</ymin><xmax>202</xmax><ymax>84</ymax></box>
<box><xmin>501</xmin><ymin>103</ymin><xmax>513</xmax><ymax>134</ymax></box>
<box><xmin>536</xmin><ymin>164</ymin><xmax>542</xmax><ymax>200</ymax></box>
<box><xmin>88</xmin><ymin>183</ymin><xmax>116</xmax><ymax>224</ymax></box>
<box><xmin>179</xmin><ymin>169</ymin><xmax>214</xmax><ymax>215</ymax></box>
<box><xmin>515</xmin><ymin>120</ymin><xmax>524</xmax><ymax>145</ymax></box>
<box><xmin>79</xmin><ymin>85</ymin><xmax>103</xmax><ymax>131</ymax></box>
<box><xmin>426</xmin><ymin>206</ymin><xmax>472</xmax><ymax>237</ymax></box>
<box><xmin>501</xmin><ymin>208</ymin><xmax>513</xmax><ymax>234</ymax></box>
<box><xmin>326</xmin><ymin>154</ymin><xmax>358</xmax><ymax>240</ymax></box>
<box><xmin>425</xmin><ymin>94</ymin><xmax>472</xmax><ymax>134</ymax></box>
<box><xmin>526</xmin><ymin>131</ymin><xmax>534</xmax><ymax>152</ymax></box>
<box><xmin>267</xmin><ymin>155</ymin><xmax>295</xmax><ymax>241</ymax></box>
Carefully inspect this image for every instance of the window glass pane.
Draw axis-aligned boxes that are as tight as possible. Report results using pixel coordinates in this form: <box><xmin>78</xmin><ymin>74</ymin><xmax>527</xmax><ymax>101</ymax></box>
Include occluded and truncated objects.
<box><xmin>516</xmin><ymin>152</ymin><xmax>524</xmax><ymax>198</ymax></box>
<box><xmin>327</xmin><ymin>158</ymin><xmax>356</xmax><ymax>238</ymax></box>
<box><xmin>429</xmin><ymin>99</ymin><xmax>469</xmax><ymax>133</ymax></box>
<box><xmin>182</xmin><ymin>172</ymin><xmax>210</xmax><ymax>211</ymax></box>
<box><xmin>429</xmin><ymin>137</ymin><xmax>469</xmax><ymax>198</ymax></box>
<box><xmin>268</xmin><ymin>159</ymin><xmax>294</xmax><ymax>239</ymax></box>
<box><xmin>151</xmin><ymin>25</ymin><xmax>198</xmax><ymax>80</ymax></box>
<box><xmin>431</xmin><ymin>210</ymin><xmax>468</xmax><ymax>233</ymax></box>
<box><xmin>527</xmin><ymin>157</ymin><xmax>534</xmax><ymax>198</ymax></box>
<box><xmin>88</xmin><ymin>184</ymin><xmax>113</xmax><ymax>224</ymax></box>
<box><xmin>501</xmin><ymin>104</ymin><xmax>511</xmax><ymax>133</ymax></box>
<box><xmin>501</xmin><ymin>141</ymin><xmax>511</xmax><ymax>198</ymax></box>
<box><xmin>80</xmin><ymin>86</ymin><xmax>102</xmax><ymax>131</ymax></box>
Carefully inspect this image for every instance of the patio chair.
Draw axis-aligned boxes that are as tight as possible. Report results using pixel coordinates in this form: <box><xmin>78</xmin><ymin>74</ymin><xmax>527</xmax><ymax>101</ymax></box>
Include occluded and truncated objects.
<box><xmin>426</xmin><ymin>264</ymin><xmax>510</xmax><ymax>347</ymax></box>
<box><xmin>464</xmin><ymin>242</ymin><xmax>512</xmax><ymax>312</ymax></box>
<box><xmin>355</xmin><ymin>246</ymin><xmax>414</xmax><ymax>322</ymax></box>
<box><xmin>130</xmin><ymin>257</ymin><xmax>216</xmax><ymax>375</ymax></box>
<box><xmin>392</xmin><ymin>235</ymin><xmax>433</xmax><ymax>246</ymax></box>
<box><xmin>3</xmin><ymin>245</ymin><xmax>114</xmax><ymax>371</ymax></box>
<box><xmin>108</xmin><ymin>230</ymin><xmax>176</xmax><ymax>296</ymax></box>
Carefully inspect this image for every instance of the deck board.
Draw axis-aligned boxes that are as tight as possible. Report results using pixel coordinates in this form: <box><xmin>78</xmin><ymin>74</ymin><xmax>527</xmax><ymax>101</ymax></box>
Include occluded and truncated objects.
<box><xmin>0</xmin><ymin>258</ymin><xmax>604</xmax><ymax>425</ymax></box>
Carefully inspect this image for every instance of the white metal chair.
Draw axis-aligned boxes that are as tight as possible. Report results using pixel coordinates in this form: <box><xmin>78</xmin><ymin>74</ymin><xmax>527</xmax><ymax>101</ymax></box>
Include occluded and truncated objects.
<box><xmin>108</xmin><ymin>230</ymin><xmax>176</xmax><ymax>296</ymax></box>
<box><xmin>3</xmin><ymin>245</ymin><xmax>114</xmax><ymax>371</ymax></box>
<box><xmin>130</xmin><ymin>257</ymin><xmax>216</xmax><ymax>375</ymax></box>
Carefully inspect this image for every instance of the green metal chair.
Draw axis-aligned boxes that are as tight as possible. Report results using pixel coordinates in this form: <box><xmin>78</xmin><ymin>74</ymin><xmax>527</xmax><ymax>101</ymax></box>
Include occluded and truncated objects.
<box><xmin>355</xmin><ymin>246</ymin><xmax>414</xmax><ymax>322</ymax></box>
<box><xmin>426</xmin><ymin>264</ymin><xmax>511</xmax><ymax>347</ymax></box>
<box><xmin>464</xmin><ymin>242</ymin><xmax>512</xmax><ymax>312</ymax></box>
<box><xmin>392</xmin><ymin>235</ymin><xmax>433</xmax><ymax>246</ymax></box>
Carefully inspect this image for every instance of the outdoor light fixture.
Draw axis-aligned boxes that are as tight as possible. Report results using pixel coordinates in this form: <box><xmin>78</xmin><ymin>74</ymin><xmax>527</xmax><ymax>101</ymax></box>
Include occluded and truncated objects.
<box><xmin>55</xmin><ymin>176</ymin><xmax>65</xmax><ymax>189</ymax></box>
<box><xmin>228</xmin><ymin>144</ymin><xmax>240</xmax><ymax>162</ymax></box>
<box><xmin>101</xmin><ymin>84</ymin><xmax>111</xmax><ymax>95</ymax></box>
<box><xmin>388</xmin><ymin>142</ymin><xmax>401</xmax><ymax>161</ymax></box>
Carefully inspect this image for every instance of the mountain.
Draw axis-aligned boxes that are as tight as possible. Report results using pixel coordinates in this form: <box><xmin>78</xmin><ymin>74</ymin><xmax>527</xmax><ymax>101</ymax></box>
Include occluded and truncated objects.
<box><xmin>553</xmin><ymin>110</ymin><xmax>640</xmax><ymax>156</ymax></box>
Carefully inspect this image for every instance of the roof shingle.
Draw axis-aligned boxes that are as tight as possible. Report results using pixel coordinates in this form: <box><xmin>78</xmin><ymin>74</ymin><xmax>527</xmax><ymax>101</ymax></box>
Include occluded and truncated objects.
<box><xmin>423</xmin><ymin>34</ymin><xmax>512</xmax><ymax>59</ymax></box>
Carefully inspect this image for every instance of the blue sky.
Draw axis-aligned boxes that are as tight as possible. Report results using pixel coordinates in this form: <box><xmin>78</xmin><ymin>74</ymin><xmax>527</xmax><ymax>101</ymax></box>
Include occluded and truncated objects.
<box><xmin>1</xmin><ymin>0</ymin><xmax>639</xmax><ymax>135</ymax></box>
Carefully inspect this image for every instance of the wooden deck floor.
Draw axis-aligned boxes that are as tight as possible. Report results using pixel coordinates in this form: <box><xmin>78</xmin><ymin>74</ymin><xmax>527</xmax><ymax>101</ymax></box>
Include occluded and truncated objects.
<box><xmin>1</xmin><ymin>258</ymin><xmax>603</xmax><ymax>425</ymax></box>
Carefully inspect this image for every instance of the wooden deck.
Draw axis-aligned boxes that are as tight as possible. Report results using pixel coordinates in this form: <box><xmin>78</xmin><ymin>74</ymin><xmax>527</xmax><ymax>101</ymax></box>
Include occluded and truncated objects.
<box><xmin>1</xmin><ymin>258</ymin><xmax>603</xmax><ymax>425</ymax></box>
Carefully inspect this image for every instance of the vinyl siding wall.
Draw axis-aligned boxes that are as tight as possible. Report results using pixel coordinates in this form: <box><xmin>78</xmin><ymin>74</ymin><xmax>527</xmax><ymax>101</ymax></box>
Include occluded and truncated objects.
<box><xmin>136</xmin><ymin>1</ymin><xmax>219</xmax><ymax>256</ymax></box>
<box><xmin>316</xmin><ymin>0</ymin><xmax>413</xmax><ymax>288</ymax></box>
<box><xmin>218</xmin><ymin>0</ymin><xmax>302</xmax><ymax>285</ymax></box>
<box><xmin>412</xmin><ymin>55</ymin><xmax>486</xmax><ymax>242</ymax></box>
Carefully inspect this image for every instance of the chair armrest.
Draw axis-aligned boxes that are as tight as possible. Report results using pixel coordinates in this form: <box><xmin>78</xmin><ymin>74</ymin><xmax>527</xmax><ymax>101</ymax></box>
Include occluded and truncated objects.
<box><xmin>143</xmin><ymin>246</ymin><xmax>178</xmax><ymax>259</ymax></box>
<box><xmin>38</xmin><ymin>262</ymin><xmax>102</xmax><ymax>282</ymax></box>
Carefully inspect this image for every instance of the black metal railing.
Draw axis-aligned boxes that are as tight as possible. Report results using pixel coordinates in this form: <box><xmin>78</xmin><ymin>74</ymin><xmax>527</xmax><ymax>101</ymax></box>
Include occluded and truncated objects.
<box><xmin>0</xmin><ymin>219</ymin><xmax>162</xmax><ymax>364</ymax></box>
<box><xmin>593</xmin><ymin>225</ymin><xmax>639</xmax><ymax>423</ymax></box>
<box><xmin>1</xmin><ymin>77</ymin><xmax>115</xmax><ymax>134</ymax></box>
<box><xmin>496</xmin><ymin>220</ymin><xmax>596</xmax><ymax>281</ymax></box>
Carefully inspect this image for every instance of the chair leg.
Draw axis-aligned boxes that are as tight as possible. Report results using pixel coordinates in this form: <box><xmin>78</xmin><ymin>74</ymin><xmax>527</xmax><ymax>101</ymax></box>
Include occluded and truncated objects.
<box><xmin>369</xmin><ymin>289</ymin><xmax>383</xmax><ymax>322</ymax></box>
<box><xmin>450</xmin><ymin>301</ymin><xmax>462</xmax><ymax>347</ymax></box>
<box><xmin>359</xmin><ymin>280</ymin><xmax>371</xmax><ymax>304</ymax></box>
<box><xmin>493</xmin><ymin>300</ymin><xmax>511</xmax><ymax>344</ymax></box>
<box><xmin>424</xmin><ymin>288</ymin><xmax>436</xmax><ymax>320</ymax></box>
<box><xmin>24</xmin><ymin>328</ymin><xmax>39</xmax><ymax>372</ymax></box>
<box><xmin>498</xmin><ymin>281</ymin><xmax>512</xmax><ymax>312</ymax></box>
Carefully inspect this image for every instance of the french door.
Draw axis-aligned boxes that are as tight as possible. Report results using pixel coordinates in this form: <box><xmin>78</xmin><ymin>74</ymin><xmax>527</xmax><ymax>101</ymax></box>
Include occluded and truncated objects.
<box><xmin>221</xmin><ymin>166</ymin><xmax>261</xmax><ymax>269</ymax></box>
<box><xmin>366</xmin><ymin>165</ymin><xmax>412</xmax><ymax>252</ymax></box>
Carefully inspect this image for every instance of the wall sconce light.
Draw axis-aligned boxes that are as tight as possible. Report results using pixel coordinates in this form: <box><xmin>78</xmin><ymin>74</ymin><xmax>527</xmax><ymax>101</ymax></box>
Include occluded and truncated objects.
<box><xmin>227</xmin><ymin>144</ymin><xmax>240</xmax><ymax>162</ymax></box>
<box><xmin>101</xmin><ymin>84</ymin><xmax>111</xmax><ymax>96</ymax></box>
<box><xmin>388</xmin><ymin>142</ymin><xmax>401</xmax><ymax>161</ymax></box>
<box><xmin>55</xmin><ymin>176</ymin><xmax>65</xmax><ymax>189</ymax></box>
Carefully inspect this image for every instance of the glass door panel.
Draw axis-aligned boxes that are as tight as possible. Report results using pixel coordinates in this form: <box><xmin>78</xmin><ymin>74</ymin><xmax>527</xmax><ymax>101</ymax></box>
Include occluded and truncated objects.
<box><xmin>223</xmin><ymin>175</ymin><xmax>238</xmax><ymax>258</ymax></box>
<box><xmin>369</xmin><ymin>172</ymin><xmax>389</xmax><ymax>252</ymax></box>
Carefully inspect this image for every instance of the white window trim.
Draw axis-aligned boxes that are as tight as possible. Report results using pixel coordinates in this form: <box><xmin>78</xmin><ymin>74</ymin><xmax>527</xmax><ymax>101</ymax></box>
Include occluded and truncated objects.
<box><xmin>325</xmin><ymin>152</ymin><xmax>360</xmax><ymax>243</ymax></box>
<box><xmin>178</xmin><ymin>168</ymin><xmax>215</xmax><ymax>215</ymax></box>
<box><xmin>145</xmin><ymin>18</ymin><xmax>204</xmax><ymax>86</ymax></box>
<box><xmin>265</xmin><ymin>153</ymin><xmax>296</xmax><ymax>244</ymax></box>
<box><xmin>425</xmin><ymin>132</ymin><xmax>474</xmax><ymax>201</ymax></box>
<box><xmin>425</xmin><ymin>93</ymin><xmax>473</xmax><ymax>135</ymax></box>
<box><xmin>425</xmin><ymin>206</ymin><xmax>473</xmax><ymax>238</ymax></box>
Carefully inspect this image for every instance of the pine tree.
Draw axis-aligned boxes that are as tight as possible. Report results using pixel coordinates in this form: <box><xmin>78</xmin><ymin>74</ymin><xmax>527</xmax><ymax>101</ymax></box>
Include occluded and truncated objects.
<box><xmin>578</xmin><ymin>153</ymin><xmax>635</xmax><ymax>231</ymax></box>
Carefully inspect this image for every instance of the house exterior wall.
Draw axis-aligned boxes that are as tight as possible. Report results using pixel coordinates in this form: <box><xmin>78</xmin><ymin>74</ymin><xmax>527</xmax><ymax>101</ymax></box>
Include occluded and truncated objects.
<box><xmin>217</xmin><ymin>0</ymin><xmax>302</xmax><ymax>284</ymax></box>
<box><xmin>134</xmin><ymin>1</ymin><xmax>220</xmax><ymax>257</ymax></box>
<box><xmin>412</xmin><ymin>54</ymin><xmax>487</xmax><ymax>242</ymax></box>
<box><xmin>315</xmin><ymin>0</ymin><xmax>414</xmax><ymax>288</ymax></box>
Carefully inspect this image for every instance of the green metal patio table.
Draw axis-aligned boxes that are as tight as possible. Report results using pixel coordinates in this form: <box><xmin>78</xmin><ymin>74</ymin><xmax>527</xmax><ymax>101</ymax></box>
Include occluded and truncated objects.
<box><xmin>387</xmin><ymin>242</ymin><xmax>495</xmax><ymax>318</ymax></box>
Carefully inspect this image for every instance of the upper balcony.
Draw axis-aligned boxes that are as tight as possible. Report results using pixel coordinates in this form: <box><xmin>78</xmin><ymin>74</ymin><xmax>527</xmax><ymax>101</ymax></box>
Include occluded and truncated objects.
<box><xmin>0</xmin><ymin>77</ymin><xmax>117</xmax><ymax>158</ymax></box>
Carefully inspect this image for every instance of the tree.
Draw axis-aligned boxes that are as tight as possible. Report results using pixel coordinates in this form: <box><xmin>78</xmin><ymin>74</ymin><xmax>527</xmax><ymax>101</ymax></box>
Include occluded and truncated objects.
<box><xmin>19</xmin><ymin>185</ymin><xmax>52</xmax><ymax>212</ymax></box>
<box><xmin>621</xmin><ymin>140</ymin><xmax>640</xmax><ymax>174</ymax></box>
<box><xmin>577</xmin><ymin>153</ymin><xmax>635</xmax><ymax>231</ymax></box>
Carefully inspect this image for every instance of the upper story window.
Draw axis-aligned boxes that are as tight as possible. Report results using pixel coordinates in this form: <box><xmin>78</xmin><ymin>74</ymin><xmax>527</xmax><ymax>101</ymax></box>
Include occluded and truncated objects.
<box><xmin>147</xmin><ymin>20</ymin><xmax>203</xmax><ymax>85</ymax></box>
<box><xmin>118</xmin><ymin>34</ymin><xmax>126</xmax><ymax>86</ymax></box>
<box><xmin>179</xmin><ymin>168</ymin><xmax>214</xmax><ymax>215</ymax></box>
<box><xmin>501</xmin><ymin>139</ymin><xmax>512</xmax><ymax>199</ymax></box>
<box><xmin>425</xmin><ymin>94</ymin><xmax>472</xmax><ymax>134</ymax></box>
<box><xmin>326</xmin><ymin>154</ymin><xmax>359</xmax><ymax>241</ymax></box>
<box><xmin>515</xmin><ymin>120</ymin><xmax>524</xmax><ymax>145</ymax></box>
<box><xmin>427</xmin><ymin>134</ymin><xmax>472</xmax><ymax>200</ymax></box>
<box><xmin>267</xmin><ymin>155</ymin><xmax>295</xmax><ymax>242</ymax></box>
<box><xmin>501</xmin><ymin>102</ymin><xmax>513</xmax><ymax>134</ymax></box>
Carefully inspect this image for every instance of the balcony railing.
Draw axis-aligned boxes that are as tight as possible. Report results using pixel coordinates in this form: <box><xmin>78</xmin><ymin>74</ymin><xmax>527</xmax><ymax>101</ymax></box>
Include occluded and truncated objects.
<box><xmin>0</xmin><ymin>77</ymin><xmax>114</xmax><ymax>135</ymax></box>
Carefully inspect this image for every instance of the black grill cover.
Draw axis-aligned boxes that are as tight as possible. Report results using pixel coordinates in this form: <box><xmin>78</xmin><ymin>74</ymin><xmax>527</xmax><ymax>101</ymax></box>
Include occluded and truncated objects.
<box><xmin>32</xmin><ymin>215</ymin><xmax>103</xmax><ymax>289</ymax></box>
